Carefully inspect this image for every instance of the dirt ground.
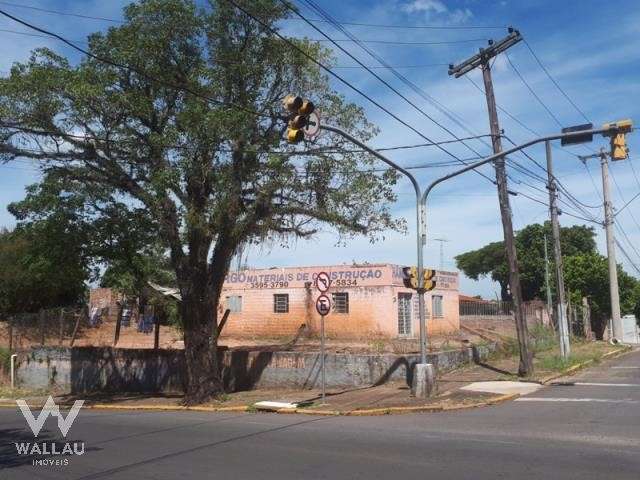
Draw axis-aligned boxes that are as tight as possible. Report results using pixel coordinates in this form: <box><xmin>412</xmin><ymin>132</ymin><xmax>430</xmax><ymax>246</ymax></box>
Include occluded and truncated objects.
<box><xmin>0</xmin><ymin>318</ymin><xmax>483</xmax><ymax>353</ymax></box>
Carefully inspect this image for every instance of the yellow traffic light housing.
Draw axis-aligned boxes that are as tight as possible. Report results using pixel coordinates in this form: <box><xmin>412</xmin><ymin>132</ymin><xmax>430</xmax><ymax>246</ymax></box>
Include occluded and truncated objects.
<box><xmin>602</xmin><ymin>119</ymin><xmax>632</xmax><ymax>161</ymax></box>
<box><xmin>611</xmin><ymin>133</ymin><xmax>628</xmax><ymax>161</ymax></box>
<box><xmin>287</xmin><ymin>128</ymin><xmax>304</xmax><ymax>144</ymax></box>
<box><xmin>424</xmin><ymin>269</ymin><xmax>437</xmax><ymax>291</ymax></box>
<box><xmin>402</xmin><ymin>266</ymin><xmax>418</xmax><ymax>289</ymax></box>
<box><xmin>283</xmin><ymin>94</ymin><xmax>303</xmax><ymax>112</ymax></box>
<box><xmin>284</xmin><ymin>94</ymin><xmax>316</xmax><ymax>144</ymax></box>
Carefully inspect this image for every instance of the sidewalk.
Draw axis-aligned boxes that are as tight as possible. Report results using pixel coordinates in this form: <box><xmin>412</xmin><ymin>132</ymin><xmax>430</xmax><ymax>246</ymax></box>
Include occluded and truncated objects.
<box><xmin>1</xmin><ymin>341</ymin><xmax>630</xmax><ymax>415</ymax></box>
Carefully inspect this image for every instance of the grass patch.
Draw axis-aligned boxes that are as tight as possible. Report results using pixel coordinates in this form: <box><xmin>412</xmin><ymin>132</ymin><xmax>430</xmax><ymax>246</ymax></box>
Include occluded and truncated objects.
<box><xmin>0</xmin><ymin>386</ymin><xmax>50</xmax><ymax>399</ymax></box>
<box><xmin>534</xmin><ymin>341</ymin><xmax>618</xmax><ymax>374</ymax></box>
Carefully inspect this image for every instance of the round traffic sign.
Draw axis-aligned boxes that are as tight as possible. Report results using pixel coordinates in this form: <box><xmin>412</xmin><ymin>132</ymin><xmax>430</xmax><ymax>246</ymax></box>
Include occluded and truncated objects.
<box><xmin>315</xmin><ymin>271</ymin><xmax>331</xmax><ymax>292</ymax></box>
<box><xmin>316</xmin><ymin>294</ymin><xmax>331</xmax><ymax>316</ymax></box>
<box><xmin>304</xmin><ymin>111</ymin><xmax>321</xmax><ymax>139</ymax></box>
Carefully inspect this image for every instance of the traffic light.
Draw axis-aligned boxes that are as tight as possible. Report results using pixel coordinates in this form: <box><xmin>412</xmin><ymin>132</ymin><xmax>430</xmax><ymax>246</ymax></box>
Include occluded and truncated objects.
<box><xmin>611</xmin><ymin>133</ymin><xmax>628</xmax><ymax>161</ymax></box>
<box><xmin>402</xmin><ymin>266</ymin><xmax>418</xmax><ymax>289</ymax></box>
<box><xmin>402</xmin><ymin>267</ymin><xmax>437</xmax><ymax>291</ymax></box>
<box><xmin>423</xmin><ymin>269</ymin><xmax>437</xmax><ymax>291</ymax></box>
<box><xmin>602</xmin><ymin>119</ymin><xmax>632</xmax><ymax>161</ymax></box>
<box><xmin>283</xmin><ymin>94</ymin><xmax>315</xmax><ymax>144</ymax></box>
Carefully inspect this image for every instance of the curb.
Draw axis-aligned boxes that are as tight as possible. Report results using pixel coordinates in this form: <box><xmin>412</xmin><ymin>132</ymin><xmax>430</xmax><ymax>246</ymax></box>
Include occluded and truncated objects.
<box><xmin>540</xmin><ymin>345</ymin><xmax>633</xmax><ymax>385</ymax></box>
<box><xmin>0</xmin><ymin>392</ymin><xmax>523</xmax><ymax>416</ymax></box>
<box><xmin>275</xmin><ymin>393</ymin><xmax>519</xmax><ymax>416</ymax></box>
<box><xmin>0</xmin><ymin>402</ymin><xmax>251</xmax><ymax>412</ymax></box>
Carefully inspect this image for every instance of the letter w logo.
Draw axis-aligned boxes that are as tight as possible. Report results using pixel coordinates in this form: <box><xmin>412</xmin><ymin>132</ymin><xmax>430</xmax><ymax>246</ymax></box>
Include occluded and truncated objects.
<box><xmin>17</xmin><ymin>396</ymin><xmax>84</xmax><ymax>438</ymax></box>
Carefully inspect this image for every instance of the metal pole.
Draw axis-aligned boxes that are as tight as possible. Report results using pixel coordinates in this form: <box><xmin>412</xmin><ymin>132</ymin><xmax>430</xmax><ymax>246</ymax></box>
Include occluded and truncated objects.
<box><xmin>543</xmin><ymin>234</ymin><xmax>553</xmax><ymax>323</ymax></box>
<box><xmin>319</xmin><ymin>125</ymin><xmax>428</xmax><ymax>364</ymax></box>
<box><xmin>320</xmin><ymin>314</ymin><xmax>326</xmax><ymax>403</ymax></box>
<box><xmin>600</xmin><ymin>152</ymin><xmax>623</xmax><ymax>341</ymax></box>
<box><xmin>546</xmin><ymin>141</ymin><xmax>570</xmax><ymax>358</ymax></box>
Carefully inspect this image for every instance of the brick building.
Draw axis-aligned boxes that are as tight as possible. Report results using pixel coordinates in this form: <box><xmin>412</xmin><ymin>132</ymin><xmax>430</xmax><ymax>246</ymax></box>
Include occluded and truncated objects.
<box><xmin>220</xmin><ymin>264</ymin><xmax>460</xmax><ymax>339</ymax></box>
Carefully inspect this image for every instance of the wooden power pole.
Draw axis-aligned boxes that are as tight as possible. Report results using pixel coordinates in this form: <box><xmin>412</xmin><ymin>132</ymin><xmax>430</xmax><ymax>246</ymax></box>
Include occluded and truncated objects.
<box><xmin>449</xmin><ymin>28</ymin><xmax>533</xmax><ymax>376</ymax></box>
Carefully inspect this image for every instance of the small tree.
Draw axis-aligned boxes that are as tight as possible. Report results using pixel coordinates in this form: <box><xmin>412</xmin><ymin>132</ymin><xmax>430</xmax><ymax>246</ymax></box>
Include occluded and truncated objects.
<box><xmin>0</xmin><ymin>0</ymin><xmax>400</xmax><ymax>402</ymax></box>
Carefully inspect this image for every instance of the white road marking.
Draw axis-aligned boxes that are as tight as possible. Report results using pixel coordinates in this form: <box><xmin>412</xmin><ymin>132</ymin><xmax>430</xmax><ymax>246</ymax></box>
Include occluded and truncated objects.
<box><xmin>573</xmin><ymin>382</ymin><xmax>640</xmax><ymax>387</ymax></box>
<box><xmin>612</xmin><ymin>366</ymin><xmax>640</xmax><ymax>369</ymax></box>
<box><xmin>460</xmin><ymin>381</ymin><xmax>542</xmax><ymax>395</ymax></box>
<box><xmin>515</xmin><ymin>397</ymin><xmax>638</xmax><ymax>404</ymax></box>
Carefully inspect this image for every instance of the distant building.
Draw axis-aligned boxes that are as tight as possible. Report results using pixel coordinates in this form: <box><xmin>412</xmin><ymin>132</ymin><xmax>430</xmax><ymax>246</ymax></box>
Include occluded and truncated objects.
<box><xmin>220</xmin><ymin>264</ymin><xmax>460</xmax><ymax>339</ymax></box>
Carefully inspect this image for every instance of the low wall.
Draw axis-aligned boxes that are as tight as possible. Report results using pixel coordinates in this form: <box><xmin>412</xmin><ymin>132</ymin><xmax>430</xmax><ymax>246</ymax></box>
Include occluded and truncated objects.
<box><xmin>15</xmin><ymin>344</ymin><xmax>497</xmax><ymax>395</ymax></box>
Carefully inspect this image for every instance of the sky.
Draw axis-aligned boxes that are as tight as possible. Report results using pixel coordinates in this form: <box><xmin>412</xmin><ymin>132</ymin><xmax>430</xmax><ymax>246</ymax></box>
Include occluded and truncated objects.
<box><xmin>0</xmin><ymin>0</ymin><xmax>639</xmax><ymax>299</ymax></box>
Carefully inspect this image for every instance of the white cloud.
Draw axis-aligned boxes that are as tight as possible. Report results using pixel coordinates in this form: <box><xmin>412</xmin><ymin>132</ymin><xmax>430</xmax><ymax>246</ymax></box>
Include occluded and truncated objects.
<box><xmin>401</xmin><ymin>0</ymin><xmax>473</xmax><ymax>24</ymax></box>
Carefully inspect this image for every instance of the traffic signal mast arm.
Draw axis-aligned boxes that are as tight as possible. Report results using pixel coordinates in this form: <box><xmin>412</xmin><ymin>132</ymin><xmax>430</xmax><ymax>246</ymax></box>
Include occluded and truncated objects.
<box><xmin>307</xmin><ymin>115</ymin><xmax>631</xmax><ymax>366</ymax></box>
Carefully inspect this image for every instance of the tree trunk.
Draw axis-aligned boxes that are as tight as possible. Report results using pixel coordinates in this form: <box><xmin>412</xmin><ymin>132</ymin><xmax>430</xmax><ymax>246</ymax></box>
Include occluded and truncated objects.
<box><xmin>181</xmin><ymin>293</ymin><xmax>224</xmax><ymax>404</ymax></box>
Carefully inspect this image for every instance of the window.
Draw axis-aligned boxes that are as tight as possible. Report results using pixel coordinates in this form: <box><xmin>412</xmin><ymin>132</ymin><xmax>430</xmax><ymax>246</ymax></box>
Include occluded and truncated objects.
<box><xmin>332</xmin><ymin>292</ymin><xmax>349</xmax><ymax>313</ymax></box>
<box><xmin>273</xmin><ymin>294</ymin><xmax>289</xmax><ymax>313</ymax></box>
<box><xmin>226</xmin><ymin>295</ymin><xmax>242</xmax><ymax>313</ymax></box>
<box><xmin>398</xmin><ymin>293</ymin><xmax>412</xmax><ymax>335</ymax></box>
<box><xmin>432</xmin><ymin>295</ymin><xmax>444</xmax><ymax>318</ymax></box>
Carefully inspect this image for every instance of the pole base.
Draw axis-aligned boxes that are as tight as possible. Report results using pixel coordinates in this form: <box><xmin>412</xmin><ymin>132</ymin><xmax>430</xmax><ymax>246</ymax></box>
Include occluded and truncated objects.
<box><xmin>411</xmin><ymin>363</ymin><xmax>436</xmax><ymax>398</ymax></box>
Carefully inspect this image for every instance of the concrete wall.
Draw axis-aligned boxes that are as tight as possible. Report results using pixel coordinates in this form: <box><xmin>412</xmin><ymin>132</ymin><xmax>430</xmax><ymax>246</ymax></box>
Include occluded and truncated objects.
<box><xmin>15</xmin><ymin>344</ymin><xmax>496</xmax><ymax>395</ymax></box>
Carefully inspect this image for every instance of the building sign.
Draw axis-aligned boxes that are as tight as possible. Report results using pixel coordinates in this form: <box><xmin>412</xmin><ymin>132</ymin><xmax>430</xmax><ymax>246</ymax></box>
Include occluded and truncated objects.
<box><xmin>224</xmin><ymin>265</ymin><xmax>390</xmax><ymax>290</ymax></box>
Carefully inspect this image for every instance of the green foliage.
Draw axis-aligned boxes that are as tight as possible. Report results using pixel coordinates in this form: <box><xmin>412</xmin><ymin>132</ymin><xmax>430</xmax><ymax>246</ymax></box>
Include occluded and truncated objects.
<box><xmin>0</xmin><ymin>0</ymin><xmax>403</xmax><ymax>399</ymax></box>
<box><xmin>564</xmin><ymin>253</ymin><xmax>639</xmax><ymax>335</ymax></box>
<box><xmin>0</xmin><ymin>226</ymin><xmax>87</xmax><ymax>315</ymax></box>
<box><xmin>455</xmin><ymin>222</ymin><xmax>597</xmax><ymax>302</ymax></box>
<box><xmin>529</xmin><ymin>324</ymin><xmax>557</xmax><ymax>353</ymax></box>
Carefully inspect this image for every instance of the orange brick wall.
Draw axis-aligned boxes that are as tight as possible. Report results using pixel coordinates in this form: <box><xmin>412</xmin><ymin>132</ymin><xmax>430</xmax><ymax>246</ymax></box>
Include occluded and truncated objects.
<box><xmin>220</xmin><ymin>264</ymin><xmax>460</xmax><ymax>339</ymax></box>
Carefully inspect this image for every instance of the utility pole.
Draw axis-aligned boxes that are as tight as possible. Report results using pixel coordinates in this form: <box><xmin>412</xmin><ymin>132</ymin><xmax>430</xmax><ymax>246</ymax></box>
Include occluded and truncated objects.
<box><xmin>433</xmin><ymin>238</ymin><xmax>449</xmax><ymax>270</ymax></box>
<box><xmin>599</xmin><ymin>150</ymin><xmax>623</xmax><ymax>340</ymax></box>
<box><xmin>543</xmin><ymin>233</ymin><xmax>553</xmax><ymax>323</ymax></box>
<box><xmin>449</xmin><ymin>28</ymin><xmax>533</xmax><ymax>375</ymax></box>
<box><xmin>545</xmin><ymin>141</ymin><xmax>570</xmax><ymax>358</ymax></box>
<box><xmin>578</xmin><ymin>147</ymin><xmax>626</xmax><ymax>341</ymax></box>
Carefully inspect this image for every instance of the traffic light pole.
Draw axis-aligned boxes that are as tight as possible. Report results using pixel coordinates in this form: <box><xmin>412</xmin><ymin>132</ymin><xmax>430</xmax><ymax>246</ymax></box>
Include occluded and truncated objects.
<box><xmin>578</xmin><ymin>149</ymin><xmax>623</xmax><ymax>341</ymax></box>
<box><xmin>320</xmin><ymin>124</ymin><xmax>433</xmax><ymax>397</ymax></box>
<box><xmin>320</xmin><ymin>123</ymin><xmax>625</xmax><ymax>393</ymax></box>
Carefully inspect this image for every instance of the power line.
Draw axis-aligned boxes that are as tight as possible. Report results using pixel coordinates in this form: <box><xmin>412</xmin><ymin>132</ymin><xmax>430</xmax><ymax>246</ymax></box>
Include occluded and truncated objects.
<box><xmin>333</xmin><ymin>64</ymin><xmax>449</xmax><ymax>69</ymax></box>
<box><xmin>226</xmin><ymin>0</ymin><xmax>498</xmax><ymax>183</ymax></box>
<box><xmin>0</xmin><ymin>124</ymin><xmax>495</xmax><ymax>156</ymax></box>
<box><xmin>311</xmin><ymin>38</ymin><xmax>488</xmax><ymax>46</ymax></box>
<box><xmin>0</xmin><ymin>8</ymin><xmax>276</xmax><ymax>121</ymax></box>
<box><xmin>615</xmin><ymin>238</ymin><xmax>640</xmax><ymax>277</ymax></box>
<box><xmin>283</xmin><ymin>0</ymin><xmax>497</xmax><ymax>184</ymax></box>
<box><xmin>610</xmin><ymin>167</ymin><xmax>640</xmax><ymax>232</ymax></box>
<box><xmin>292</xmin><ymin>17</ymin><xmax>506</xmax><ymax>30</ymax></box>
<box><xmin>615</xmin><ymin>222</ymin><xmax>640</xmax><ymax>266</ymax></box>
<box><xmin>0</xmin><ymin>1</ymin><xmax>506</xmax><ymax>30</ymax></box>
<box><xmin>504</xmin><ymin>51</ymin><xmax>564</xmax><ymax>128</ymax></box>
<box><xmin>523</xmin><ymin>39</ymin><xmax>590</xmax><ymax>123</ymax></box>
<box><xmin>299</xmin><ymin>0</ymin><xmax>495</xmax><ymax>155</ymax></box>
<box><xmin>614</xmin><ymin>190</ymin><xmax>640</xmax><ymax>218</ymax></box>
<box><xmin>0</xmin><ymin>1</ymin><xmax>122</xmax><ymax>23</ymax></box>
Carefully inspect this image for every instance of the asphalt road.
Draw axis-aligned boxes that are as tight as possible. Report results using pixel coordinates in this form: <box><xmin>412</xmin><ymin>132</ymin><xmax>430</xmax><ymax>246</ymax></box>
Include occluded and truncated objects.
<box><xmin>1</xmin><ymin>348</ymin><xmax>639</xmax><ymax>480</ymax></box>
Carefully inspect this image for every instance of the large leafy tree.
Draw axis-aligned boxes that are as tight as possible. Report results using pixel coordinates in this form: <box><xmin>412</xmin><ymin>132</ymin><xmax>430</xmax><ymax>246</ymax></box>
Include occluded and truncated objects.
<box><xmin>455</xmin><ymin>222</ymin><xmax>597</xmax><ymax>301</ymax></box>
<box><xmin>0</xmin><ymin>224</ymin><xmax>87</xmax><ymax>315</ymax></box>
<box><xmin>564</xmin><ymin>253</ymin><xmax>639</xmax><ymax>337</ymax></box>
<box><xmin>456</xmin><ymin>222</ymin><xmax>639</xmax><ymax>338</ymax></box>
<box><xmin>0</xmin><ymin>0</ymin><xmax>400</xmax><ymax>402</ymax></box>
